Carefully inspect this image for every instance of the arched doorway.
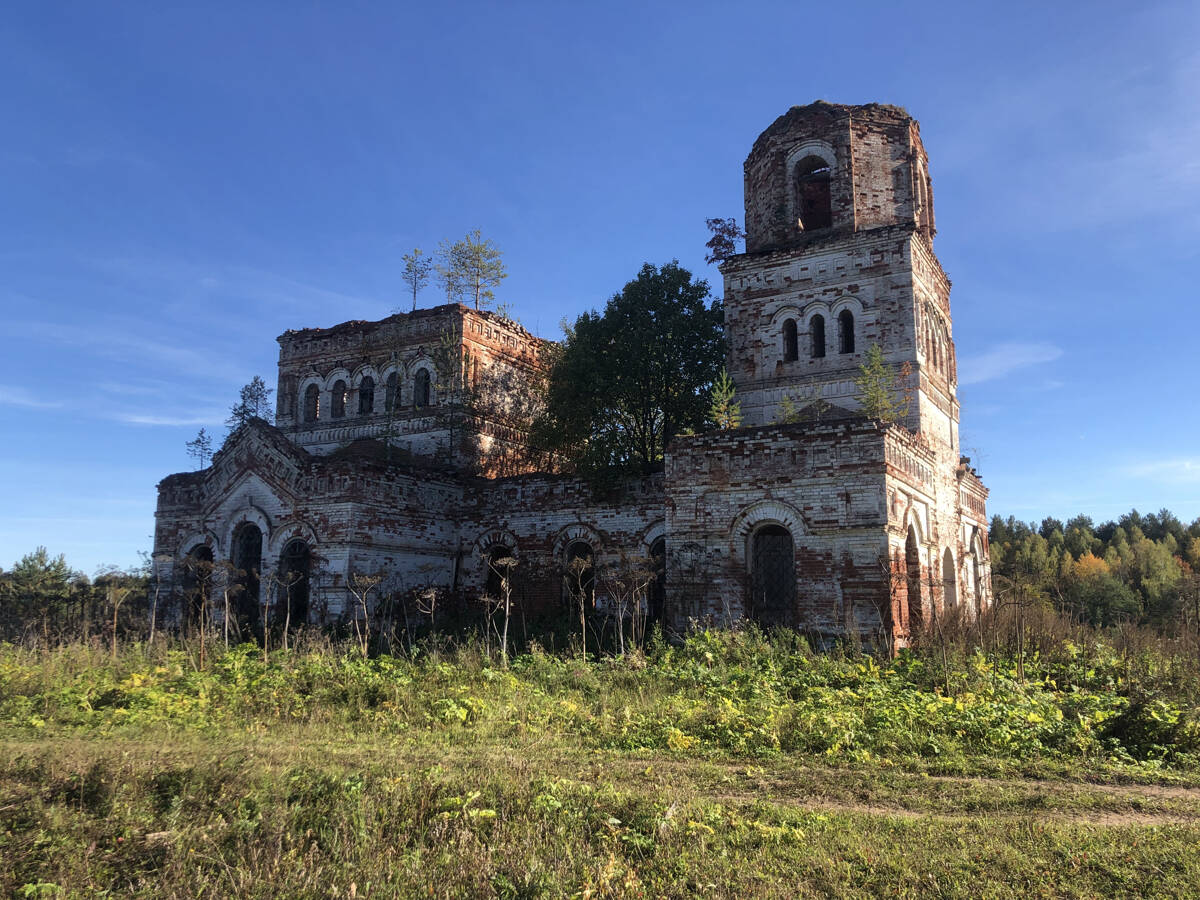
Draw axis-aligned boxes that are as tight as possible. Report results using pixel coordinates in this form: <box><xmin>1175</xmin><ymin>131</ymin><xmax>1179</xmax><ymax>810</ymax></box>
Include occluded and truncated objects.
<box><xmin>648</xmin><ymin>537</ymin><xmax>666</xmax><ymax>628</ymax></box>
<box><xmin>749</xmin><ymin>524</ymin><xmax>795</xmax><ymax>628</ymax></box>
<box><xmin>278</xmin><ymin>539</ymin><xmax>312</xmax><ymax>628</ymax></box>
<box><xmin>565</xmin><ymin>541</ymin><xmax>595</xmax><ymax>610</ymax></box>
<box><xmin>231</xmin><ymin>523</ymin><xmax>263</xmax><ymax>632</ymax></box>
<box><xmin>182</xmin><ymin>545</ymin><xmax>214</xmax><ymax>634</ymax></box>
<box><xmin>905</xmin><ymin>527</ymin><xmax>922</xmax><ymax>632</ymax></box>
<box><xmin>942</xmin><ymin>548</ymin><xmax>957</xmax><ymax>611</ymax></box>
<box><xmin>485</xmin><ymin>546</ymin><xmax>516</xmax><ymax>600</ymax></box>
<box><xmin>970</xmin><ymin>536</ymin><xmax>984</xmax><ymax>616</ymax></box>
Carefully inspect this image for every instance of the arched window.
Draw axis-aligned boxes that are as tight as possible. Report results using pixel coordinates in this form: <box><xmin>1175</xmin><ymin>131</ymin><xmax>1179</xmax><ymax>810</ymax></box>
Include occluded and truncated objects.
<box><xmin>303</xmin><ymin>384</ymin><xmax>320</xmax><ymax>423</ymax></box>
<box><xmin>783</xmin><ymin>319</ymin><xmax>798</xmax><ymax>362</ymax></box>
<box><xmin>385</xmin><ymin>372</ymin><xmax>399</xmax><ymax>413</ymax></box>
<box><xmin>231</xmin><ymin>523</ymin><xmax>263</xmax><ymax>630</ymax></box>
<box><xmin>413</xmin><ymin>369</ymin><xmax>431</xmax><ymax>408</ymax></box>
<box><xmin>905</xmin><ymin>527</ymin><xmax>922</xmax><ymax>632</ymax></box>
<box><xmin>565</xmin><ymin>541</ymin><xmax>595</xmax><ymax>609</ymax></box>
<box><xmin>749</xmin><ymin>524</ymin><xmax>795</xmax><ymax>628</ymax></box>
<box><xmin>942</xmin><ymin>548</ymin><xmax>957</xmax><ymax>610</ymax></box>
<box><xmin>331</xmin><ymin>380</ymin><xmax>347</xmax><ymax>419</ymax></box>
<box><xmin>485</xmin><ymin>546</ymin><xmax>516</xmax><ymax>600</ymax></box>
<box><xmin>357</xmin><ymin>376</ymin><xmax>375</xmax><ymax>416</ymax></box>
<box><xmin>278</xmin><ymin>539</ymin><xmax>312</xmax><ymax>627</ymax></box>
<box><xmin>838</xmin><ymin>310</ymin><xmax>855</xmax><ymax>355</ymax></box>
<box><xmin>810</xmin><ymin>315</ymin><xmax>826</xmax><ymax>359</ymax></box>
<box><xmin>794</xmin><ymin>156</ymin><xmax>832</xmax><ymax>231</ymax></box>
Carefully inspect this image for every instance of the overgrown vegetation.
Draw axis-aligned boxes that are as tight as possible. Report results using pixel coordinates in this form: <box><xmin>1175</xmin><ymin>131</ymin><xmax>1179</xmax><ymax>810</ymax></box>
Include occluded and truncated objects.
<box><xmin>4</xmin><ymin>625</ymin><xmax>1200</xmax><ymax>896</ymax></box>
<box><xmin>7</xmin><ymin>528</ymin><xmax>1200</xmax><ymax>895</ymax></box>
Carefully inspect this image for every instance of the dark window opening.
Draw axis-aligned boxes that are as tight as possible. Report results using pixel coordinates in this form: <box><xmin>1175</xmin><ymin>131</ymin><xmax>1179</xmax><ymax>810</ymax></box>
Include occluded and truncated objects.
<box><xmin>810</xmin><ymin>315</ymin><xmax>826</xmax><ymax>358</ymax></box>
<box><xmin>414</xmin><ymin>369</ymin><xmax>431</xmax><ymax>408</ymax></box>
<box><xmin>838</xmin><ymin>310</ymin><xmax>855</xmax><ymax>355</ymax></box>
<box><xmin>749</xmin><ymin>524</ymin><xmax>795</xmax><ymax>628</ymax></box>
<box><xmin>782</xmin><ymin>319</ymin><xmax>798</xmax><ymax>362</ymax></box>
<box><xmin>278</xmin><ymin>539</ymin><xmax>311</xmax><ymax>627</ymax></box>
<box><xmin>331</xmin><ymin>380</ymin><xmax>347</xmax><ymax>418</ymax></box>
<box><xmin>565</xmin><ymin>541</ymin><xmax>595</xmax><ymax>609</ymax></box>
<box><xmin>231</xmin><ymin>523</ymin><xmax>263</xmax><ymax>631</ymax></box>
<box><xmin>795</xmin><ymin>156</ymin><xmax>832</xmax><ymax>231</ymax></box>
<box><xmin>357</xmin><ymin>376</ymin><xmax>375</xmax><ymax>416</ymax></box>
<box><xmin>303</xmin><ymin>384</ymin><xmax>319</xmax><ymax>423</ymax></box>
<box><xmin>905</xmin><ymin>527</ymin><xmax>922</xmax><ymax>632</ymax></box>
<box><xmin>385</xmin><ymin>372</ymin><xmax>398</xmax><ymax>413</ymax></box>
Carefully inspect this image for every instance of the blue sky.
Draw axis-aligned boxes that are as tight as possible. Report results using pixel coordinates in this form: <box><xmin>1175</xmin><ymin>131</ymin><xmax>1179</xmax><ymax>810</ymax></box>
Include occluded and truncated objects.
<box><xmin>2</xmin><ymin>1</ymin><xmax>1198</xmax><ymax>576</ymax></box>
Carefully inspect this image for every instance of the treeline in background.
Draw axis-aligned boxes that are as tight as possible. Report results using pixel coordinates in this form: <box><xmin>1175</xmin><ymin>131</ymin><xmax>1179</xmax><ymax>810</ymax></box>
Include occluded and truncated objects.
<box><xmin>989</xmin><ymin>507</ymin><xmax>1200</xmax><ymax>628</ymax></box>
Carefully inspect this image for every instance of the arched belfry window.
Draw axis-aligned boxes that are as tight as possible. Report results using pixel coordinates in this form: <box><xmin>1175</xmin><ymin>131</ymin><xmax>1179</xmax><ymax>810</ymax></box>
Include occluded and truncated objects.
<box><xmin>794</xmin><ymin>156</ymin><xmax>832</xmax><ymax>231</ymax></box>
<box><xmin>413</xmin><ymin>369</ymin><xmax>431</xmax><ymax>408</ymax></box>
<box><xmin>357</xmin><ymin>376</ymin><xmax>375</xmax><ymax>416</ymax></box>
<box><xmin>838</xmin><ymin>310</ymin><xmax>855</xmax><ymax>355</ymax></box>
<box><xmin>782</xmin><ymin>319</ymin><xmax>798</xmax><ymax>362</ymax></box>
<box><xmin>303</xmin><ymin>384</ymin><xmax>319</xmax><ymax>423</ymax></box>
<box><xmin>331</xmin><ymin>380</ymin><xmax>347</xmax><ymax>418</ymax></box>
<box><xmin>810</xmin><ymin>315</ymin><xmax>826</xmax><ymax>359</ymax></box>
<box><xmin>385</xmin><ymin>372</ymin><xmax>399</xmax><ymax>412</ymax></box>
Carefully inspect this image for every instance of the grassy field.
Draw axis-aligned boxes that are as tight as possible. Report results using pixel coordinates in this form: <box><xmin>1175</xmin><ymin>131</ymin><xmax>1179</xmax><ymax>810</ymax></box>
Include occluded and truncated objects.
<box><xmin>3</xmin><ymin>629</ymin><xmax>1200</xmax><ymax>898</ymax></box>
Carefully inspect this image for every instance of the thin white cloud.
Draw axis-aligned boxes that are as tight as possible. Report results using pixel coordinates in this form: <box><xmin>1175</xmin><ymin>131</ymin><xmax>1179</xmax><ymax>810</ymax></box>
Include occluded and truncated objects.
<box><xmin>87</xmin><ymin>256</ymin><xmax>384</xmax><ymax>322</ymax></box>
<box><xmin>0</xmin><ymin>385</ymin><xmax>61</xmax><ymax>409</ymax></box>
<box><xmin>116</xmin><ymin>412</ymin><xmax>227</xmax><ymax>427</ymax></box>
<box><xmin>1125</xmin><ymin>459</ymin><xmax>1200</xmax><ymax>484</ymax></box>
<box><xmin>958</xmin><ymin>342</ymin><xmax>1063</xmax><ymax>386</ymax></box>
<box><xmin>1</xmin><ymin>318</ymin><xmax>245</xmax><ymax>385</ymax></box>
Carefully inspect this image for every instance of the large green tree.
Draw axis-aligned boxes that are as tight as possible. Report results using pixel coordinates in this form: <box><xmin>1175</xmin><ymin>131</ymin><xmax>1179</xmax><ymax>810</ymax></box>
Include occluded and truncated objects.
<box><xmin>535</xmin><ymin>261</ymin><xmax>724</xmax><ymax>478</ymax></box>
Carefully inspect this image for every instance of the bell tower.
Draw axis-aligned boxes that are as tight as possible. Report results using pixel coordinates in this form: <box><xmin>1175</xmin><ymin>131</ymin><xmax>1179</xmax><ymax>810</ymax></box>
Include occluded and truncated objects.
<box><xmin>721</xmin><ymin>101</ymin><xmax>958</xmax><ymax>458</ymax></box>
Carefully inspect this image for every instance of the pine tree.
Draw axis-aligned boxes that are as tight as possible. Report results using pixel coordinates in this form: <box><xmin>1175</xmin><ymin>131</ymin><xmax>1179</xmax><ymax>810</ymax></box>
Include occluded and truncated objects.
<box><xmin>227</xmin><ymin>376</ymin><xmax>274</xmax><ymax>430</ymax></box>
<box><xmin>401</xmin><ymin>247</ymin><xmax>433</xmax><ymax>312</ymax></box>
<box><xmin>854</xmin><ymin>344</ymin><xmax>909</xmax><ymax>424</ymax></box>
<box><xmin>709</xmin><ymin>369</ymin><xmax>742</xmax><ymax>430</ymax></box>
<box><xmin>185</xmin><ymin>428</ymin><xmax>213</xmax><ymax>468</ymax></box>
<box><xmin>436</xmin><ymin>229</ymin><xmax>507</xmax><ymax>310</ymax></box>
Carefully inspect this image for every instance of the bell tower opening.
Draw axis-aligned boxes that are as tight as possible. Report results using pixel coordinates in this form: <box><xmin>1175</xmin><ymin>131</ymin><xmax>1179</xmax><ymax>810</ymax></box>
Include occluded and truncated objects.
<box><xmin>794</xmin><ymin>156</ymin><xmax>832</xmax><ymax>231</ymax></box>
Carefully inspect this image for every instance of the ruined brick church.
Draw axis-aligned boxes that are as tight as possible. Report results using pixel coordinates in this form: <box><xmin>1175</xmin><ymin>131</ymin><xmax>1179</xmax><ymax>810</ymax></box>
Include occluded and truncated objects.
<box><xmin>154</xmin><ymin>102</ymin><xmax>992</xmax><ymax>646</ymax></box>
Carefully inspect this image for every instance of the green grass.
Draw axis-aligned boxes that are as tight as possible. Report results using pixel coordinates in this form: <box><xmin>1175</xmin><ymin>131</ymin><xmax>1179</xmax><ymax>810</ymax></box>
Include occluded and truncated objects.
<box><xmin>3</xmin><ymin>630</ymin><xmax>1200</xmax><ymax>897</ymax></box>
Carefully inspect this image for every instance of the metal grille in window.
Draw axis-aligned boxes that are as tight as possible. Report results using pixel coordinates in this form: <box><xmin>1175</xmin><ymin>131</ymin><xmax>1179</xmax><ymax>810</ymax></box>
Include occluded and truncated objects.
<box><xmin>750</xmin><ymin>525</ymin><xmax>795</xmax><ymax>627</ymax></box>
